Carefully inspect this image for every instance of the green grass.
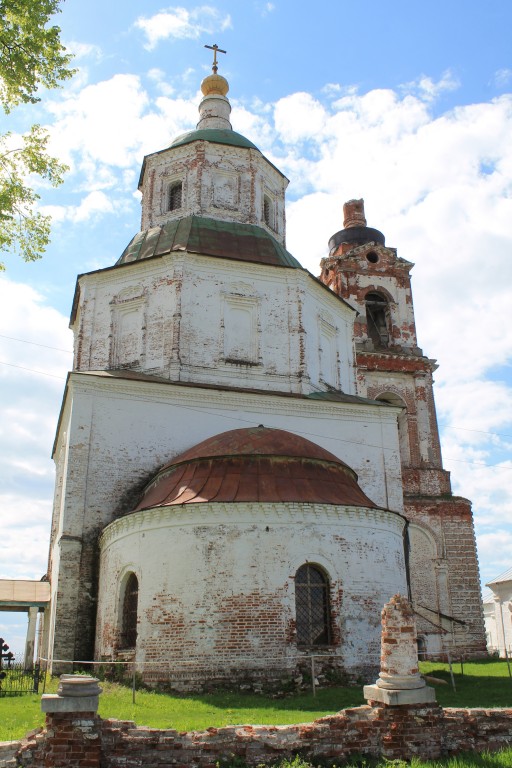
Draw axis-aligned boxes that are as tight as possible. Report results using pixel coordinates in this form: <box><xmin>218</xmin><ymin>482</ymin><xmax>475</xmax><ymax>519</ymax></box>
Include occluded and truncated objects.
<box><xmin>0</xmin><ymin>659</ymin><xmax>511</xmax><ymax>746</ymax></box>
<box><xmin>272</xmin><ymin>752</ymin><xmax>512</xmax><ymax>767</ymax></box>
<box><xmin>254</xmin><ymin>751</ymin><xmax>512</xmax><ymax>767</ymax></box>
<box><xmin>419</xmin><ymin>658</ymin><xmax>512</xmax><ymax>708</ymax></box>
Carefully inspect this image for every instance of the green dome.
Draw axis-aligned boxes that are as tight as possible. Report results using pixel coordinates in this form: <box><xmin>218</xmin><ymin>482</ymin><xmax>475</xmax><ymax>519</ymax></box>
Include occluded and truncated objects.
<box><xmin>116</xmin><ymin>215</ymin><xmax>302</xmax><ymax>270</ymax></box>
<box><xmin>170</xmin><ymin>128</ymin><xmax>259</xmax><ymax>151</ymax></box>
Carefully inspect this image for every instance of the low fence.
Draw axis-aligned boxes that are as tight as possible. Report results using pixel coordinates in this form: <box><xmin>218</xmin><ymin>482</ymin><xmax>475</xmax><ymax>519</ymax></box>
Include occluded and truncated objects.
<box><xmin>0</xmin><ymin>652</ymin><xmax>40</xmax><ymax>698</ymax></box>
<box><xmin>39</xmin><ymin>653</ymin><xmax>346</xmax><ymax>700</ymax></box>
<box><xmin>39</xmin><ymin>649</ymin><xmax>500</xmax><ymax>700</ymax></box>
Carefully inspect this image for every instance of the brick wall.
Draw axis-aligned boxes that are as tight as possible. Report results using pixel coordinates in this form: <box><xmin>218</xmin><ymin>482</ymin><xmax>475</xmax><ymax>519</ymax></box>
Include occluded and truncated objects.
<box><xmin>11</xmin><ymin>705</ymin><xmax>512</xmax><ymax>768</ymax></box>
<box><xmin>16</xmin><ymin>711</ymin><xmax>101</xmax><ymax>768</ymax></box>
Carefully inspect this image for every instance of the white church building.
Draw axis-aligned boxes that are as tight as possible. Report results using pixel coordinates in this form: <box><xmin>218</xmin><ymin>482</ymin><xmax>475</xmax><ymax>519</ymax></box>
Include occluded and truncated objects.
<box><xmin>483</xmin><ymin>568</ymin><xmax>512</xmax><ymax>657</ymax></box>
<box><xmin>43</xmin><ymin>56</ymin><xmax>486</xmax><ymax>689</ymax></box>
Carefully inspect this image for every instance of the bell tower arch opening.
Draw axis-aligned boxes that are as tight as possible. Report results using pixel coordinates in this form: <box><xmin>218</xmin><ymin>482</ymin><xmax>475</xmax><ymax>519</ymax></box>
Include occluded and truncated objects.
<box><xmin>318</xmin><ymin>197</ymin><xmax>487</xmax><ymax>659</ymax></box>
<box><xmin>365</xmin><ymin>291</ymin><xmax>391</xmax><ymax>348</ymax></box>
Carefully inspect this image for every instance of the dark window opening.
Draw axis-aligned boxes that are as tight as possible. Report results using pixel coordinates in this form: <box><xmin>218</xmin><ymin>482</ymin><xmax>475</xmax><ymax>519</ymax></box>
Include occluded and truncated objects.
<box><xmin>366</xmin><ymin>251</ymin><xmax>379</xmax><ymax>264</ymax></box>
<box><xmin>417</xmin><ymin>636</ymin><xmax>427</xmax><ymax>660</ymax></box>
<box><xmin>295</xmin><ymin>564</ymin><xmax>331</xmax><ymax>646</ymax></box>
<box><xmin>120</xmin><ymin>573</ymin><xmax>138</xmax><ymax>649</ymax></box>
<box><xmin>169</xmin><ymin>182</ymin><xmax>182</xmax><ymax>211</ymax></box>
<box><xmin>263</xmin><ymin>195</ymin><xmax>273</xmax><ymax>228</ymax></box>
<box><xmin>365</xmin><ymin>291</ymin><xmax>390</xmax><ymax>347</ymax></box>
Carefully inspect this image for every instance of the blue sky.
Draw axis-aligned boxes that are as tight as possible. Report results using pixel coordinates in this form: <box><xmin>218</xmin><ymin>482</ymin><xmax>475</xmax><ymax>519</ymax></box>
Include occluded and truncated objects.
<box><xmin>1</xmin><ymin>0</ymin><xmax>511</xmax><ymax>652</ymax></box>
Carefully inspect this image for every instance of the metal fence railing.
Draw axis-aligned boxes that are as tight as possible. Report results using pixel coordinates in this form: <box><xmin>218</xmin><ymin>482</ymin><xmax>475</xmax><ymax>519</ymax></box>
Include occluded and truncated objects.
<box><xmin>36</xmin><ymin>648</ymin><xmax>507</xmax><ymax>702</ymax></box>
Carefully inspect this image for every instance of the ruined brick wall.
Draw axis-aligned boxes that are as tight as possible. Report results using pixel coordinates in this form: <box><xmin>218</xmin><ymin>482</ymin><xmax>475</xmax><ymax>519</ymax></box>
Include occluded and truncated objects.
<box><xmin>16</xmin><ymin>711</ymin><xmax>101</xmax><ymax>768</ymax></box>
<box><xmin>13</xmin><ymin>706</ymin><xmax>512</xmax><ymax>767</ymax></box>
<box><xmin>96</xmin><ymin>503</ymin><xmax>407</xmax><ymax>686</ymax></box>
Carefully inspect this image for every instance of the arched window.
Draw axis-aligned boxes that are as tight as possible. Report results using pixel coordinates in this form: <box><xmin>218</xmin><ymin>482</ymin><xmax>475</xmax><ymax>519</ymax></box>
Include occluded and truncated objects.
<box><xmin>263</xmin><ymin>194</ymin><xmax>274</xmax><ymax>228</ymax></box>
<box><xmin>295</xmin><ymin>564</ymin><xmax>331</xmax><ymax>646</ymax></box>
<box><xmin>365</xmin><ymin>292</ymin><xmax>390</xmax><ymax>347</ymax></box>
<box><xmin>168</xmin><ymin>181</ymin><xmax>182</xmax><ymax>211</ymax></box>
<box><xmin>120</xmin><ymin>573</ymin><xmax>138</xmax><ymax>649</ymax></box>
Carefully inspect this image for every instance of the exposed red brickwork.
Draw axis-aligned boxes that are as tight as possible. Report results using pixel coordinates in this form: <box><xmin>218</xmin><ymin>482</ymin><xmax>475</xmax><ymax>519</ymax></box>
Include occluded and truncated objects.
<box><xmin>18</xmin><ymin>711</ymin><xmax>101</xmax><ymax>768</ymax></box>
<box><xmin>319</xmin><ymin>201</ymin><xmax>487</xmax><ymax>658</ymax></box>
<box><xmin>379</xmin><ymin>594</ymin><xmax>419</xmax><ymax>677</ymax></box>
<box><xmin>405</xmin><ymin>497</ymin><xmax>487</xmax><ymax>656</ymax></box>
<box><xmin>15</xmin><ymin>704</ymin><xmax>512</xmax><ymax>766</ymax></box>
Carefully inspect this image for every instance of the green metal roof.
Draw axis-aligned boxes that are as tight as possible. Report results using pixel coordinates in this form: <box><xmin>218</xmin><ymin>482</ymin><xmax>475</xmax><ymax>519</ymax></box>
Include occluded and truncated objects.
<box><xmin>170</xmin><ymin>128</ymin><xmax>259</xmax><ymax>151</ymax></box>
<box><xmin>116</xmin><ymin>215</ymin><xmax>302</xmax><ymax>269</ymax></box>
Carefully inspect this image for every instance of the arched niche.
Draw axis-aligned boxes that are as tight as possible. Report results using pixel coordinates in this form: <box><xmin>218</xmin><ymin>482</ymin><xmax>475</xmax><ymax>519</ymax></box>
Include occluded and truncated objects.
<box><xmin>376</xmin><ymin>391</ymin><xmax>411</xmax><ymax>467</ymax></box>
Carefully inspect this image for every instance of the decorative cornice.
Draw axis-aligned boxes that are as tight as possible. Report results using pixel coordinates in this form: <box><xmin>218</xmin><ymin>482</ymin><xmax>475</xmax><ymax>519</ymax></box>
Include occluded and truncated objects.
<box><xmin>67</xmin><ymin>371</ymin><xmax>399</xmax><ymax>425</ymax></box>
<box><xmin>100</xmin><ymin>502</ymin><xmax>406</xmax><ymax>549</ymax></box>
<box><xmin>356</xmin><ymin>350</ymin><xmax>436</xmax><ymax>372</ymax></box>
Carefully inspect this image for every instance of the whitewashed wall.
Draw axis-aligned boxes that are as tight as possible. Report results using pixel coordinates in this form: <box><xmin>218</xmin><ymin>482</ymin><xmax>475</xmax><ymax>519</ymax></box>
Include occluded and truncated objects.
<box><xmin>483</xmin><ymin>584</ymin><xmax>512</xmax><ymax>657</ymax></box>
<box><xmin>46</xmin><ymin>373</ymin><xmax>403</xmax><ymax>665</ymax></box>
<box><xmin>71</xmin><ymin>254</ymin><xmax>357</xmax><ymax>397</ymax></box>
<box><xmin>139</xmin><ymin>141</ymin><xmax>288</xmax><ymax>242</ymax></box>
<box><xmin>96</xmin><ymin>502</ymin><xmax>407</xmax><ymax>677</ymax></box>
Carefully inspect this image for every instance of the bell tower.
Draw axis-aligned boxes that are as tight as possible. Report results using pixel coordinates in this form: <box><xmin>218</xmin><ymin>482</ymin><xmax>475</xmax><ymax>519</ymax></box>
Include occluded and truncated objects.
<box><xmin>320</xmin><ymin>199</ymin><xmax>486</xmax><ymax>657</ymax></box>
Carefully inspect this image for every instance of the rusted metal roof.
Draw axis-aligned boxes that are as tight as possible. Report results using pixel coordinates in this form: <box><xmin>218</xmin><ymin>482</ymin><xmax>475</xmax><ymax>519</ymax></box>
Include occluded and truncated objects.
<box><xmin>134</xmin><ymin>426</ymin><xmax>378</xmax><ymax>511</ymax></box>
<box><xmin>116</xmin><ymin>216</ymin><xmax>302</xmax><ymax>269</ymax></box>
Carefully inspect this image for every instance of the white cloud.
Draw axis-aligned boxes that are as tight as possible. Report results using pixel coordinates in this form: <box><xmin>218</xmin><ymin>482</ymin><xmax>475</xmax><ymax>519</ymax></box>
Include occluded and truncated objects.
<box><xmin>477</xmin><ymin>531</ymin><xmax>512</xmax><ymax>586</ymax></box>
<box><xmin>273</xmin><ymin>92</ymin><xmax>328</xmax><ymax>143</ymax></box>
<box><xmin>134</xmin><ymin>6</ymin><xmax>232</xmax><ymax>50</ymax></box>
<box><xmin>65</xmin><ymin>41</ymin><xmax>102</xmax><ymax>61</ymax></box>
<box><xmin>259</xmin><ymin>2</ymin><xmax>275</xmax><ymax>15</ymax></box>
<box><xmin>6</xmin><ymin>69</ymin><xmax>512</xmax><ymax>590</ymax></box>
<box><xmin>401</xmin><ymin>70</ymin><xmax>459</xmax><ymax>102</ymax></box>
<box><xmin>40</xmin><ymin>190</ymin><xmax>125</xmax><ymax>224</ymax></box>
<box><xmin>0</xmin><ymin>279</ymin><xmax>71</xmax><ymax>582</ymax></box>
<box><xmin>493</xmin><ymin>68</ymin><xmax>512</xmax><ymax>89</ymax></box>
<box><xmin>47</xmin><ymin>74</ymin><xmax>151</xmax><ymax>170</ymax></box>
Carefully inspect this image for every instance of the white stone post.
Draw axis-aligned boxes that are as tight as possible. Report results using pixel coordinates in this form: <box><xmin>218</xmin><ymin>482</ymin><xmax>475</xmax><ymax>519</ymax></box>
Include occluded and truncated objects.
<box><xmin>364</xmin><ymin>593</ymin><xmax>436</xmax><ymax>705</ymax></box>
<box><xmin>24</xmin><ymin>606</ymin><xmax>38</xmax><ymax>671</ymax></box>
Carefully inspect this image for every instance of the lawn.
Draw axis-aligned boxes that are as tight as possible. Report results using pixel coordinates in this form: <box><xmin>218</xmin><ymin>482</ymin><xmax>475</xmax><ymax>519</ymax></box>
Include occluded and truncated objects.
<box><xmin>0</xmin><ymin>659</ymin><xmax>511</xmax><ymax>749</ymax></box>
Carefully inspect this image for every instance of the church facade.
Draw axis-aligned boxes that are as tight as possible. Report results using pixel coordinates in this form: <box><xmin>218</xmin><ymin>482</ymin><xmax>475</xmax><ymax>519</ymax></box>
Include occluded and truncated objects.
<box><xmin>43</xmin><ymin>61</ymin><xmax>486</xmax><ymax>688</ymax></box>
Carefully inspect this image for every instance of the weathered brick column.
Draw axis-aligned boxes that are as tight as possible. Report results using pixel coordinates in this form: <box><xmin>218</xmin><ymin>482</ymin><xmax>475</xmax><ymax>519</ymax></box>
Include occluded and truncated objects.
<box><xmin>36</xmin><ymin>675</ymin><xmax>102</xmax><ymax>767</ymax></box>
<box><xmin>364</xmin><ymin>594</ymin><xmax>443</xmax><ymax>761</ymax></box>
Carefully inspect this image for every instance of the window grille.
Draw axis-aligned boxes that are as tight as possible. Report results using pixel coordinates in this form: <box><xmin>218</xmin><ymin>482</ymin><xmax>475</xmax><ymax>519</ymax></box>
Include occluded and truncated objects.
<box><xmin>120</xmin><ymin>573</ymin><xmax>138</xmax><ymax>649</ymax></box>
<box><xmin>169</xmin><ymin>181</ymin><xmax>182</xmax><ymax>211</ymax></box>
<box><xmin>295</xmin><ymin>564</ymin><xmax>331</xmax><ymax>646</ymax></box>
<box><xmin>263</xmin><ymin>195</ymin><xmax>273</xmax><ymax>228</ymax></box>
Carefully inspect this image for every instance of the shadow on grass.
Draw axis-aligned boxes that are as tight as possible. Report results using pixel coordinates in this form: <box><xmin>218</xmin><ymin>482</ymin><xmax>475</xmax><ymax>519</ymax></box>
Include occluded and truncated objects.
<box><xmin>179</xmin><ymin>685</ymin><xmax>365</xmax><ymax>715</ymax></box>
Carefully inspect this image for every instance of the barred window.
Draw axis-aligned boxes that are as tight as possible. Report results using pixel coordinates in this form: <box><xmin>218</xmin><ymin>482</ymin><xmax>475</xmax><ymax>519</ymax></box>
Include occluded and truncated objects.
<box><xmin>263</xmin><ymin>194</ymin><xmax>273</xmax><ymax>228</ymax></box>
<box><xmin>295</xmin><ymin>564</ymin><xmax>331</xmax><ymax>646</ymax></box>
<box><xmin>169</xmin><ymin>181</ymin><xmax>182</xmax><ymax>211</ymax></box>
<box><xmin>120</xmin><ymin>573</ymin><xmax>138</xmax><ymax>649</ymax></box>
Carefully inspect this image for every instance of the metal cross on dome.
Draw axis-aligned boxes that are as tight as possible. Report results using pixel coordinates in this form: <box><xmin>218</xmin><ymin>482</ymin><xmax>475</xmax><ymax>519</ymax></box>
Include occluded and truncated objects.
<box><xmin>204</xmin><ymin>43</ymin><xmax>226</xmax><ymax>74</ymax></box>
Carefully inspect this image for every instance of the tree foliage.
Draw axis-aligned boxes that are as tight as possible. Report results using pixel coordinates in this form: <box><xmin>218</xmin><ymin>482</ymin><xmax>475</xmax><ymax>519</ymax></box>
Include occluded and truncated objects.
<box><xmin>0</xmin><ymin>125</ymin><xmax>67</xmax><ymax>264</ymax></box>
<box><xmin>0</xmin><ymin>0</ymin><xmax>75</xmax><ymax>268</ymax></box>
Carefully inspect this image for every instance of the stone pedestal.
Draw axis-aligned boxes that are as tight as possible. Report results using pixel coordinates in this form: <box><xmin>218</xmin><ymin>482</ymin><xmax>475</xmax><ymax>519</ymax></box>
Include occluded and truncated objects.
<box><xmin>37</xmin><ymin>675</ymin><xmax>103</xmax><ymax>767</ymax></box>
<box><xmin>42</xmin><ymin>674</ymin><xmax>102</xmax><ymax>713</ymax></box>
<box><xmin>363</xmin><ymin>682</ymin><xmax>436</xmax><ymax>705</ymax></box>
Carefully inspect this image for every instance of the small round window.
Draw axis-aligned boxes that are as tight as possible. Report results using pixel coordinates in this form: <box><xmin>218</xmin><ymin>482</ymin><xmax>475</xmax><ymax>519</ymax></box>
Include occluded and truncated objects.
<box><xmin>366</xmin><ymin>251</ymin><xmax>379</xmax><ymax>264</ymax></box>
